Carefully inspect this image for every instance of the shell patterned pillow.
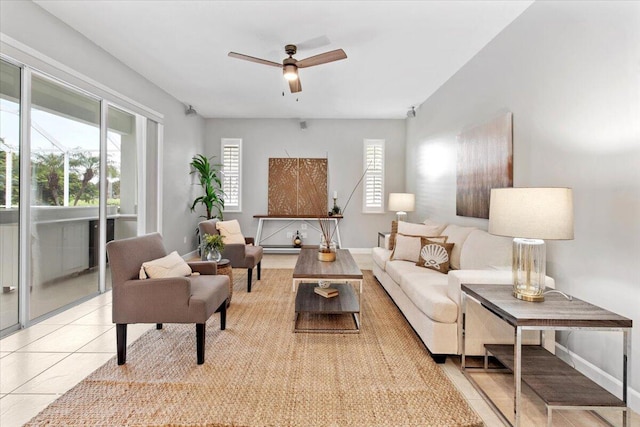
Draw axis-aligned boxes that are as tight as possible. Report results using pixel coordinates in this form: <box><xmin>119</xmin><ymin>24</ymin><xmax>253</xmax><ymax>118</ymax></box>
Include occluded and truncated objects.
<box><xmin>416</xmin><ymin>237</ymin><xmax>454</xmax><ymax>274</ymax></box>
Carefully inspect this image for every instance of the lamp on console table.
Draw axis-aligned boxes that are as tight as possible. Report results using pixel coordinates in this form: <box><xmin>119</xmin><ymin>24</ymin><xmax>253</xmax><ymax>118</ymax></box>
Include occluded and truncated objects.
<box><xmin>488</xmin><ymin>187</ymin><xmax>574</xmax><ymax>302</ymax></box>
<box><xmin>388</xmin><ymin>193</ymin><xmax>415</xmax><ymax>222</ymax></box>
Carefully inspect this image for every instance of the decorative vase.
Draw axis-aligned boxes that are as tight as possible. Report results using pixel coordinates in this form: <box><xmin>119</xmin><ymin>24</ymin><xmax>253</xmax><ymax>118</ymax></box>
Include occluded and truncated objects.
<box><xmin>318</xmin><ymin>237</ymin><xmax>337</xmax><ymax>262</ymax></box>
<box><xmin>293</xmin><ymin>230</ymin><xmax>303</xmax><ymax>248</ymax></box>
<box><xmin>206</xmin><ymin>248</ymin><xmax>222</xmax><ymax>262</ymax></box>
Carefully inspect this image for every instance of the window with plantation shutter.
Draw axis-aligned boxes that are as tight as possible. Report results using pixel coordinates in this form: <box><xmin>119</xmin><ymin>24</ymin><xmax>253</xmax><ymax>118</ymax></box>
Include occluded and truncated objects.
<box><xmin>221</xmin><ymin>138</ymin><xmax>242</xmax><ymax>212</ymax></box>
<box><xmin>363</xmin><ymin>139</ymin><xmax>385</xmax><ymax>213</ymax></box>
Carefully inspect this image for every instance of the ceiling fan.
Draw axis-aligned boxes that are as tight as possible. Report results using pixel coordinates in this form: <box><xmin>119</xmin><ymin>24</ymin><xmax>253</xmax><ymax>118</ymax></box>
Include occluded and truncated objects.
<box><xmin>228</xmin><ymin>44</ymin><xmax>347</xmax><ymax>93</ymax></box>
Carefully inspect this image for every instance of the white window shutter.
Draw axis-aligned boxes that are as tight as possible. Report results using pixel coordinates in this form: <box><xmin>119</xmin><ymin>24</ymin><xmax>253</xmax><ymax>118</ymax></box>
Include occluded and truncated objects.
<box><xmin>221</xmin><ymin>138</ymin><xmax>242</xmax><ymax>212</ymax></box>
<box><xmin>363</xmin><ymin>139</ymin><xmax>385</xmax><ymax>213</ymax></box>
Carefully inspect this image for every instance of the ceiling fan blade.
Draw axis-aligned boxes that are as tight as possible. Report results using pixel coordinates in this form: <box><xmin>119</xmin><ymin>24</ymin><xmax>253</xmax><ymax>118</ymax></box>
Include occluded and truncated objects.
<box><xmin>289</xmin><ymin>78</ymin><xmax>302</xmax><ymax>93</ymax></box>
<box><xmin>297</xmin><ymin>49</ymin><xmax>347</xmax><ymax>69</ymax></box>
<box><xmin>228</xmin><ymin>52</ymin><xmax>282</xmax><ymax>68</ymax></box>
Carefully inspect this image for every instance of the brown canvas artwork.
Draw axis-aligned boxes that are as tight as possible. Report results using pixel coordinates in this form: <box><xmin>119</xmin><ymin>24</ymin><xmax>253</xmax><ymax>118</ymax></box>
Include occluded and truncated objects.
<box><xmin>268</xmin><ymin>158</ymin><xmax>327</xmax><ymax>216</ymax></box>
<box><xmin>456</xmin><ymin>112</ymin><xmax>513</xmax><ymax>219</ymax></box>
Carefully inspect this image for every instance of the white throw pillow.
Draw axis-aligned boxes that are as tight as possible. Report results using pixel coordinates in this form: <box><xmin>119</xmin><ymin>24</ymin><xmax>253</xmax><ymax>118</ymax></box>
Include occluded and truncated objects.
<box><xmin>215</xmin><ymin>219</ymin><xmax>246</xmax><ymax>244</ymax></box>
<box><xmin>398</xmin><ymin>221</ymin><xmax>446</xmax><ymax>238</ymax></box>
<box><xmin>139</xmin><ymin>251</ymin><xmax>192</xmax><ymax>279</ymax></box>
<box><xmin>391</xmin><ymin>234</ymin><xmax>448</xmax><ymax>263</ymax></box>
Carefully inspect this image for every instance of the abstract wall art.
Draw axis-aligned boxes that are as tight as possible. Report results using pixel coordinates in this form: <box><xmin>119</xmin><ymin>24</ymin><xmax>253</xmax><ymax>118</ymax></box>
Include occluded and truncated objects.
<box><xmin>456</xmin><ymin>112</ymin><xmax>513</xmax><ymax>219</ymax></box>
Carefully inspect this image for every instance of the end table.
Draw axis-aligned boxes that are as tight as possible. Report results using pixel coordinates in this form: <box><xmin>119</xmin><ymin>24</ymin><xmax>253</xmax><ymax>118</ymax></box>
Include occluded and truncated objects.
<box><xmin>217</xmin><ymin>259</ymin><xmax>233</xmax><ymax>307</ymax></box>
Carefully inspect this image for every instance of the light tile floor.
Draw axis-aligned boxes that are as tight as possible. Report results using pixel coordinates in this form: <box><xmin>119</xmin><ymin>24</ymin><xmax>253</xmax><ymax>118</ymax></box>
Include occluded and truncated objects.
<box><xmin>1</xmin><ymin>253</ymin><xmax>637</xmax><ymax>426</ymax></box>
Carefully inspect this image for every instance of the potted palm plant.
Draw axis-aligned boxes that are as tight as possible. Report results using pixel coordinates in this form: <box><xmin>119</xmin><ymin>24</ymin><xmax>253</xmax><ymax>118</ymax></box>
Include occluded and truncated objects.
<box><xmin>190</xmin><ymin>154</ymin><xmax>224</xmax><ymax>220</ymax></box>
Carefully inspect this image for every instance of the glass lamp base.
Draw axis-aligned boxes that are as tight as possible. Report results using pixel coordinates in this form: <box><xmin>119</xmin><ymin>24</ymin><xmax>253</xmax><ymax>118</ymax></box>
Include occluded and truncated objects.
<box><xmin>512</xmin><ymin>238</ymin><xmax>546</xmax><ymax>302</ymax></box>
<box><xmin>396</xmin><ymin>211</ymin><xmax>407</xmax><ymax>222</ymax></box>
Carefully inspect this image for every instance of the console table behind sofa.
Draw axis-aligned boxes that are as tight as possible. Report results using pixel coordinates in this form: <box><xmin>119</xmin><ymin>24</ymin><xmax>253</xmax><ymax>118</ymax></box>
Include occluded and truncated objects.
<box><xmin>253</xmin><ymin>215</ymin><xmax>343</xmax><ymax>253</ymax></box>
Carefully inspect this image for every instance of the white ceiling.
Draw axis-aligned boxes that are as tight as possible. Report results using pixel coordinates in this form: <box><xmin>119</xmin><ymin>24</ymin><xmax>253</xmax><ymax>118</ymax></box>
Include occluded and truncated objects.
<box><xmin>34</xmin><ymin>0</ymin><xmax>533</xmax><ymax>119</ymax></box>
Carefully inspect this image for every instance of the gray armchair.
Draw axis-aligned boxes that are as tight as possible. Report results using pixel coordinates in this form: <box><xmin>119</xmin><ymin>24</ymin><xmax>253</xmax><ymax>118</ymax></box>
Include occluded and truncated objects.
<box><xmin>106</xmin><ymin>233</ymin><xmax>229</xmax><ymax>365</ymax></box>
<box><xmin>198</xmin><ymin>219</ymin><xmax>263</xmax><ymax>292</ymax></box>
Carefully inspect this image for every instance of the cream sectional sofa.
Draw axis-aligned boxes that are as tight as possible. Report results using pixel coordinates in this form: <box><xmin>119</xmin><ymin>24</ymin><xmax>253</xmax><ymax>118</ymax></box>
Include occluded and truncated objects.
<box><xmin>371</xmin><ymin>220</ymin><xmax>554</xmax><ymax>363</ymax></box>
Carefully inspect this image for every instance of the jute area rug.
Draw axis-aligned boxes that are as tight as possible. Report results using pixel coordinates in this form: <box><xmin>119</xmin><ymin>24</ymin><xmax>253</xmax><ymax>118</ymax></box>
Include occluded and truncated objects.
<box><xmin>27</xmin><ymin>269</ymin><xmax>482</xmax><ymax>427</ymax></box>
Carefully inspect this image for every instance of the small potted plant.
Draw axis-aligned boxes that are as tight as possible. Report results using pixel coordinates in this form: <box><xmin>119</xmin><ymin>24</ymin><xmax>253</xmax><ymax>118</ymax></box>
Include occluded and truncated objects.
<box><xmin>201</xmin><ymin>233</ymin><xmax>225</xmax><ymax>262</ymax></box>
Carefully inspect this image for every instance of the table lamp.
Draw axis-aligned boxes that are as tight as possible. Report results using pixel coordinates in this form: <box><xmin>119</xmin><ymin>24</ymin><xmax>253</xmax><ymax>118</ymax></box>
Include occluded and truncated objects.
<box><xmin>388</xmin><ymin>193</ymin><xmax>415</xmax><ymax>222</ymax></box>
<box><xmin>488</xmin><ymin>188</ymin><xmax>574</xmax><ymax>302</ymax></box>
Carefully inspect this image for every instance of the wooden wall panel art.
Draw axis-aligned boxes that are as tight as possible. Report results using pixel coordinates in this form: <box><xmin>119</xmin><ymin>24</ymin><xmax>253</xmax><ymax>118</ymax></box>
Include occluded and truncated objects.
<box><xmin>268</xmin><ymin>158</ymin><xmax>328</xmax><ymax>216</ymax></box>
<box><xmin>456</xmin><ymin>112</ymin><xmax>513</xmax><ymax>219</ymax></box>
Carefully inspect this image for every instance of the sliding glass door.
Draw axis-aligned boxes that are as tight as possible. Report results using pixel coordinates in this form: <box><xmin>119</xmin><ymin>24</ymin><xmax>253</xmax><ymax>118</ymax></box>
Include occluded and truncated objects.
<box><xmin>0</xmin><ymin>59</ymin><xmax>21</xmax><ymax>331</ymax></box>
<box><xmin>29</xmin><ymin>74</ymin><xmax>101</xmax><ymax>319</ymax></box>
<box><xmin>0</xmin><ymin>55</ymin><xmax>162</xmax><ymax>335</ymax></box>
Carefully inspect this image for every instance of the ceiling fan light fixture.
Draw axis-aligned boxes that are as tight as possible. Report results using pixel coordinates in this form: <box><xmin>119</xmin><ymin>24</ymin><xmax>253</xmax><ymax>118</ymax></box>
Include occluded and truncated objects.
<box><xmin>283</xmin><ymin>64</ymin><xmax>298</xmax><ymax>81</ymax></box>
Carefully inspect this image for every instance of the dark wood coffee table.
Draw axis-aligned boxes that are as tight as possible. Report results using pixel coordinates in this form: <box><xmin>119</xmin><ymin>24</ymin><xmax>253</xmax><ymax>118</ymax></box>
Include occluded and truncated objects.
<box><xmin>292</xmin><ymin>248</ymin><xmax>363</xmax><ymax>333</ymax></box>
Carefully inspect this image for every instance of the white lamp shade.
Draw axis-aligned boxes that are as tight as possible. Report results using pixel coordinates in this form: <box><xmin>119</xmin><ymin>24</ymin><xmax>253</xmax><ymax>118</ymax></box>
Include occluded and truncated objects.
<box><xmin>488</xmin><ymin>188</ymin><xmax>574</xmax><ymax>240</ymax></box>
<box><xmin>388</xmin><ymin>193</ymin><xmax>415</xmax><ymax>212</ymax></box>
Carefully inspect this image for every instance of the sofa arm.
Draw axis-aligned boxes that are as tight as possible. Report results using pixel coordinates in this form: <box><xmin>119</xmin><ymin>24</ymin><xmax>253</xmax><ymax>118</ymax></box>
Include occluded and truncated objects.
<box><xmin>188</xmin><ymin>261</ymin><xmax>218</xmax><ymax>275</ymax></box>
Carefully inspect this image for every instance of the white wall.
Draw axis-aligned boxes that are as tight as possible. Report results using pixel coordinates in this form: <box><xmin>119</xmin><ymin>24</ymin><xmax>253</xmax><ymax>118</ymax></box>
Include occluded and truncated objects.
<box><xmin>0</xmin><ymin>0</ymin><xmax>205</xmax><ymax>253</ymax></box>
<box><xmin>205</xmin><ymin>119</ymin><xmax>405</xmax><ymax>248</ymax></box>
<box><xmin>406</xmin><ymin>1</ymin><xmax>640</xmax><ymax>408</ymax></box>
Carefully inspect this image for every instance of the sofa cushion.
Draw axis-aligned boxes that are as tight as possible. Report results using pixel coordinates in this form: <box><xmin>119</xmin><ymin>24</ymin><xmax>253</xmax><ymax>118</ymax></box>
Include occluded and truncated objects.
<box><xmin>372</xmin><ymin>247</ymin><xmax>391</xmax><ymax>271</ymax></box>
<box><xmin>441</xmin><ymin>224</ymin><xmax>477</xmax><ymax>270</ymax></box>
<box><xmin>389</xmin><ymin>220</ymin><xmax>447</xmax><ymax>251</ymax></box>
<box><xmin>384</xmin><ymin>263</ymin><xmax>457</xmax><ymax>323</ymax></box>
<box><xmin>417</xmin><ymin>238</ymin><xmax>454</xmax><ymax>274</ymax></box>
<box><xmin>398</xmin><ymin>221</ymin><xmax>447</xmax><ymax>237</ymax></box>
<box><xmin>401</xmin><ymin>282</ymin><xmax>457</xmax><ymax>324</ymax></box>
<box><xmin>423</xmin><ymin>218</ymin><xmax>448</xmax><ymax>229</ymax></box>
<box><xmin>459</xmin><ymin>229</ymin><xmax>512</xmax><ymax>270</ymax></box>
<box><xmin>385</xmin><ymin>259</ymin><xmax>423</xmax><ymax>287</ymax></box>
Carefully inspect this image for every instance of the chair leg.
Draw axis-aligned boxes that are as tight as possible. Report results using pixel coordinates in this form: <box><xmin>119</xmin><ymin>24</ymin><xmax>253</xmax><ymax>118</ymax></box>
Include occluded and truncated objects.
<box><xmin>196</xmin><ymin>323</ymin><xmax>205</xmax><ymax>365</ymax></box>
<box><xmin>257</xmin><ymin>261</ymin><xmax>261</xmax><ymax>280</ymax></box>
<box><xmin>218</xmin><ymin>301</ymin><xmax>227</xmax><ymax>330</ymax></box>
<box><xmin>247</xmin><ymin>267</ymin><xmax>253</xmax><ymax>292</ymax></box>
<box><xmin>156</xmin><ymin>323</ymin><xmax>163</xmax><ymax>330</ymax></box>
<box><xmin>116</xmin><ymin>324</ymin><xmax>127</xmax><ymax>365</ymax></box>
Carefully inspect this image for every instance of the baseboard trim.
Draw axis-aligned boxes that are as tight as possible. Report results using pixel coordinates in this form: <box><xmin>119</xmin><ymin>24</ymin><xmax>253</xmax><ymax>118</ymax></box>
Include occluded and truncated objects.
<box><xmin>555</xmin><ymin>343</ymin><xmax>639</xmax><ymax>412</ymax></box>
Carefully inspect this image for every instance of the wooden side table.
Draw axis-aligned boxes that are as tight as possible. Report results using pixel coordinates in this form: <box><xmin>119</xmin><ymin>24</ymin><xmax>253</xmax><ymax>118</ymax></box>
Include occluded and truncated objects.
<box><xmin>377</xmin><ymin>231</ymin><xmax>390</xmax><ymax>248</ymax></box>
<box><xmin>217</xmin><ymin>259</ymin><xmax>233</xmax><ymax>307</ymax></box>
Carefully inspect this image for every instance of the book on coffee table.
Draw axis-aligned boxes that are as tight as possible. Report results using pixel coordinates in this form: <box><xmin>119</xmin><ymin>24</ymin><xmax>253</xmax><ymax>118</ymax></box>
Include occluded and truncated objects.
<box><xmin>314</xmin><ymin>287</ymin><xmax>339</xmax><ymax>298</ymax></box>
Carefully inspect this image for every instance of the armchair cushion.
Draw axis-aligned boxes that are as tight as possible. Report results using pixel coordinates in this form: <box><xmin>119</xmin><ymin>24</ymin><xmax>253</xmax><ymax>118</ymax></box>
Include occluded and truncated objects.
<box><xmin>139</xmin><ymin>251</ymin><xmax>192</xmax><ymax>279</ymax></box>
<box><xmin>216</xmin><ymin>219</ymin><xmax>246</xmax><ymax>244</ymax></box>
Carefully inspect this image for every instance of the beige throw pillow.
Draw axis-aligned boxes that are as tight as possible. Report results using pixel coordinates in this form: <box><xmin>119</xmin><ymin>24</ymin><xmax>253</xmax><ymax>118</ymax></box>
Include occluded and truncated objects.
<box><xmin>398</xmin><ymin>221</ymin><xmax>446</xmax><ymax>237</ymax></box>
<box><xmin>388</xmin><ymin>220</ymin><xmax>399</xmax><ymax>250</ymax></box>
<box><xmin>139</xmin><ymin>251</ymin><xmax>192</xmax><ymax>279</ymax></box>
<box><xmin>215</xmin><ymin>219</ymin><xmax>246</xmax><ymax>244</ymax></box>
<box><xmin>416</xmin><ymin>238</ymin><xmax>454</xmax><ymax>274</ymax></box>
<box><xmin>390</xmin><ymin>234</ymin><xmax>448</xmax><ymax>263</ymax></box>
<box><xmin>389</xmin><ymin>221</ymin><xmax>446</xmax><ymax>251</ymax></box>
